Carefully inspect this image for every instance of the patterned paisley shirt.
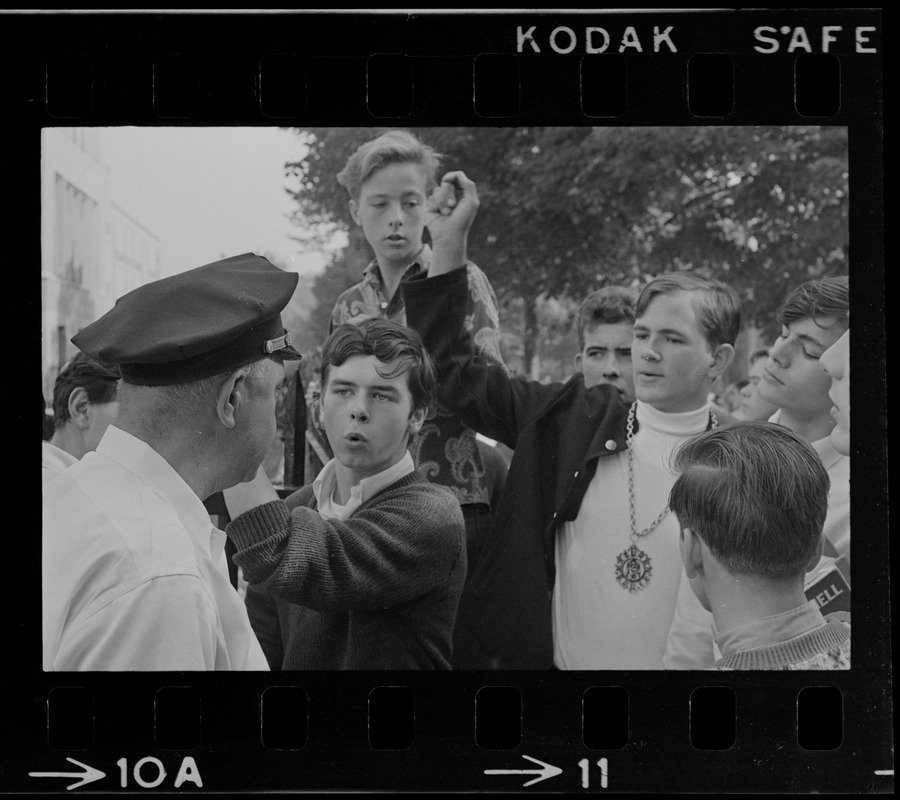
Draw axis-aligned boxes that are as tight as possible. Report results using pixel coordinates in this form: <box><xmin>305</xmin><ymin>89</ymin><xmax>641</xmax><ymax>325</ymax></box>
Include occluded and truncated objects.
<box><xmin>329</xmin><ymin>245</ymin><xmax>505</xmax><ymax>506</ymax></box>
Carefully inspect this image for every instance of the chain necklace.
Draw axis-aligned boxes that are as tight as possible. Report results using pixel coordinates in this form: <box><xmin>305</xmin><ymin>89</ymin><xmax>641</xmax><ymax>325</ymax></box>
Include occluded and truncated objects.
<box><xmin>615</xmin><ymin>402</ymin><xmax>718</xmax><ymax>593</ymax></box>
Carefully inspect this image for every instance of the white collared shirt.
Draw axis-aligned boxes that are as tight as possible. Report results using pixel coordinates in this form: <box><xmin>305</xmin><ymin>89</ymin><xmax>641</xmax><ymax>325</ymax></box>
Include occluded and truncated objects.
<box><xmin>42</xmin><ymin>425</ymin><xmax>268</xmax><ymax>671</ymax></box>
<box><xmin>313</xmin><ymin>451</ymin><xmax>416</xmax><ymax>521</ymax></box>
<box><xmin>810</xmin><ymin>433</ymin><xmax>851</xmax><ymax>565</ymax></box>
<box><xmin>41</xmin><ymin>440</ymin><xmax>78</xmax><ymax>485</ymax></box>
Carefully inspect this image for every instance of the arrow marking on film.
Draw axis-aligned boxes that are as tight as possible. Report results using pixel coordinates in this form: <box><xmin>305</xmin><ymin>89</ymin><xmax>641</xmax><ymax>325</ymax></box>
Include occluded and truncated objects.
<box><xmin>29</xmin><ymin>757</ymin><xmax>106</xmax><ymax>790</ymax></box>
<box><xmin>484</xmin><ymin>754</ymin><xmax>563</xmax><ymax>787</ymax></box>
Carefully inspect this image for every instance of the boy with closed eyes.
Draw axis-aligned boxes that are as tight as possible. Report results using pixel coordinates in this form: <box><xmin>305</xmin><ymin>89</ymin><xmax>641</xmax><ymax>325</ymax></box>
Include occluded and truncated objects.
<box><xmin>757</xmin><ymin>276</ymin><xmax>850</xmax><ymax>566</ymax></box>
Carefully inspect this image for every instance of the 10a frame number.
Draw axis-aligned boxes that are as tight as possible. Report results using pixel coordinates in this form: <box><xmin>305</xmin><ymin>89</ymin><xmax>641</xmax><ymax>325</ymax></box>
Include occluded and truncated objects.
<box><xmin>116</xmin><ymin>757</ymin><xmax>202</xmax><ymax>789</ymax></box>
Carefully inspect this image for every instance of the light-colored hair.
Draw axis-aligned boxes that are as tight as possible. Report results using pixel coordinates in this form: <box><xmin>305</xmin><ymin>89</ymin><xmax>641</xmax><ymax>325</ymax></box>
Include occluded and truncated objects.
<box><xmin>336</xmin><ymin>130</ymin><xmax>443</xmax><ymax>200</ymax></box>
<box><xmin>636</xmin><ymin>272</ymin><xmax>742</xmax><ymax>349</ymax></box>
<box><xmin>669</xmin><ymin>421</ymin><xmax>830</xmax><ymax>578</ymax></box>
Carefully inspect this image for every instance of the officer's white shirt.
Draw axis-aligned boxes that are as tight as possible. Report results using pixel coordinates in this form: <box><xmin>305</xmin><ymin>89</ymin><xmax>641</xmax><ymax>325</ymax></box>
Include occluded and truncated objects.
<box><xmin>42</xmin><ymin>425</ymin><xmax>268</xmax><ymax>671</ymax></box>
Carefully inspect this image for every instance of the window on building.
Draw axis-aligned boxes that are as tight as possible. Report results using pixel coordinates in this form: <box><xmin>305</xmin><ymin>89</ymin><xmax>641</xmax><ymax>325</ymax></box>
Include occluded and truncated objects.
<box><xmin>54</xmin><ymin>173</ymin><xmax>98</xmax><ymax>286</ymax></box>
<box><xmin>57</xmin><ymin>325</ymin><xmax>67</xmax><ymax>373</ymax></box>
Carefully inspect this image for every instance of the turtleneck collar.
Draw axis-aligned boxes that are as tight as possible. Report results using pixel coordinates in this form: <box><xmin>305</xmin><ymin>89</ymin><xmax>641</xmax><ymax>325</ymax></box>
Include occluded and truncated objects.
<box><xmin>634</xmin><ymin>399</ymin><xmax>713</xmax><ymax>437</ymax></box>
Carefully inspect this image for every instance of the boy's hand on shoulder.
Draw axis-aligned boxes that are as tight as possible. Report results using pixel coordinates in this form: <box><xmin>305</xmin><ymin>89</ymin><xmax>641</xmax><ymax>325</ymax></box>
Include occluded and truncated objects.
<box><xmin>426</xmin><ymin>171</ymin><xmax>480</xmax><ymax>277</ymax></box>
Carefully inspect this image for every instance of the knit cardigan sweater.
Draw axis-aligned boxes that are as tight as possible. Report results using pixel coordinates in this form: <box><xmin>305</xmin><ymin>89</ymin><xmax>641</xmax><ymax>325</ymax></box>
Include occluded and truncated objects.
<box><xmin>227</xmin><ymin>472</ymin><xmax>467</xmax><ymax>670</ymax></box>
<box><xmin>713</xmin><ymin>617</ymin><xmax>851</xmax><ymax>670</ymax></box>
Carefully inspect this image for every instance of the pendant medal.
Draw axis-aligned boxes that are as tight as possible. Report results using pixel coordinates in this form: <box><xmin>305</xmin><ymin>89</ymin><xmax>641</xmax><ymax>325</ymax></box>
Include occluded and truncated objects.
<box><xmin>615</xmin><ymin>544</ymin><xmax>652</xmax><ymax>593</ymax></box>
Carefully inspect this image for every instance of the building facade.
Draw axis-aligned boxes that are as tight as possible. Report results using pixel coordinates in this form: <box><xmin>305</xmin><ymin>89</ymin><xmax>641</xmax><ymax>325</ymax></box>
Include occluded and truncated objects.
<box><xmin>41</xmin><ymin>128</ymin><xmax>161</xmax><ymax>401</ymax></box>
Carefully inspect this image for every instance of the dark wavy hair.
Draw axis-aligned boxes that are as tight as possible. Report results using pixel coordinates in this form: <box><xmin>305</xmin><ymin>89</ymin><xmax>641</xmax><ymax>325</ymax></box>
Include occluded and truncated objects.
<box><xmin>780</xmin><ymin>275</ymin><xmax>849</xmax><ymax>332</ymax></box>
<box><xmin>52</xmin><ymin>351</ymin><xmax>120</xmax><ymax>429</ymax></box>
<box><xmin>669</xmin><ymin>421</ymin><xmax>830</xmax><ymax>578</ymax></box>
<box><xmin>320</xmin><ymin>318</ymin><xmax>436</xmax><ymax>414</ymax></box>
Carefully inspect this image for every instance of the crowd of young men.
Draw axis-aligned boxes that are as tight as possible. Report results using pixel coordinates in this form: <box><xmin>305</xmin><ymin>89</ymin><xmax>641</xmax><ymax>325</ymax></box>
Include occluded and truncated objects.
<box><xmin>42</xmin><ymin>130</ymin><xmax>853</xmax><ymax>672</ymax></box>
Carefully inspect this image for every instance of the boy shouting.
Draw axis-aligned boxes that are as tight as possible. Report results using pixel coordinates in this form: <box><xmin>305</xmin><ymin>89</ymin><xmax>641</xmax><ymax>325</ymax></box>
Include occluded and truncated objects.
<box><xmin>225</xmin><ymin>318</ymin><xmax>466</xmax><ymax>670</ymax></box>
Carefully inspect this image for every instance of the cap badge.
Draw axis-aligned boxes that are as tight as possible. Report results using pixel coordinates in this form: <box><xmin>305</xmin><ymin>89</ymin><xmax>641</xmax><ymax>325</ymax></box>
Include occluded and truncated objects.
<box><xmin>264</xmin><ymin>332</ymin><xmax>292</xmax><ymax>354</ymax></box>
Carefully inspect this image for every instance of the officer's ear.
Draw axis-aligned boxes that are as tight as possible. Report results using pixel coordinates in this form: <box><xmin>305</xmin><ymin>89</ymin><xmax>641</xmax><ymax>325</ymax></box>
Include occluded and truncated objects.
<box><xmin>349</xmin><ymin>198</ymin><xmax>361</xmax><ymax>227</ymax></box>
<box><xmin>217</xmin><ymin>367</ymin><xmax>249</xmax><ymax>429</ymax></box>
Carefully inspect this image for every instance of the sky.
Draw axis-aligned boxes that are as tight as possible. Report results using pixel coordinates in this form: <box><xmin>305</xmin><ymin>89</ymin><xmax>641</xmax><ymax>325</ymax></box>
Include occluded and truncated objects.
<box><xmin>102</xmin><ymin>126</ymin><xmax>344</xmax><ymax>277</ymax></box>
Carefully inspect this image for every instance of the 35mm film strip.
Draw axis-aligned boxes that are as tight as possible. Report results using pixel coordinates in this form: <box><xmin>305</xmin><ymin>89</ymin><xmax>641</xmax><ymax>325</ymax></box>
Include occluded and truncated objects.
<box><xmin>6</xmin><ymin>8</ymin><xmax>888</xmax><ymax>794</ymax></box>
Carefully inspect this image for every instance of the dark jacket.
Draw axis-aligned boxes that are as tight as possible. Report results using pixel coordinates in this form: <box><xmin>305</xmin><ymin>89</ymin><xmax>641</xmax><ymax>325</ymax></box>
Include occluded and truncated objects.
<box><xmin>404</xmin><ymin>269</ymin><xmax>631</xmax><ymax>669</ymax></box>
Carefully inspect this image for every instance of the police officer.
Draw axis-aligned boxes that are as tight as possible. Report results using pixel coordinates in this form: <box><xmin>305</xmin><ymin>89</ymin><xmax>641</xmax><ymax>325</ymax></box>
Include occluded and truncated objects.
<box><xmin>43</xmin><ymin>253</ymin><xmax>301</xmax><ymax>671</ymax></box>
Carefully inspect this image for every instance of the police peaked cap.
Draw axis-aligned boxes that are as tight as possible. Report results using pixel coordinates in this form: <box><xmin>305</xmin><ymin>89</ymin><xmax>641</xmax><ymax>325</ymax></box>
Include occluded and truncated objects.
<box><xmin>73</xmin><ymin>253</ymin><xmax>302</xmax><ymax>386</ymax></box>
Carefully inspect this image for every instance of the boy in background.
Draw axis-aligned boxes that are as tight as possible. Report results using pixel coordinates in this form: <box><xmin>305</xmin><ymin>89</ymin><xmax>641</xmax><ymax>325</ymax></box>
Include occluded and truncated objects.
<box><xmin>42</xmin><ymin>352</ymin><xmax>120</xmax><ymax>484</ymax></box>
<box><xmin>736</xmin><ymin>348</ymin><xmax>778</xmax><ymax>422</ymax></box>
<box><xmin>225</xmin><ymin>318</ymin><xmax>466</xmax><ymax>670</ymax></box>
<box><xmin>669</xmin><ymin>421</ymin><xmax>850</xmax><ymax>670</ymax></box>
<box><xmin>573</xmin><ymin>286</ymin><xmax>637</xmax><ymax>402</ymax></box>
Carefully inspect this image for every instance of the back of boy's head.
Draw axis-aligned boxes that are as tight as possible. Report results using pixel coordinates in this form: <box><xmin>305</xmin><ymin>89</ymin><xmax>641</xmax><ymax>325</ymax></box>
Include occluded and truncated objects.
<box><xmin>668</xmin><ymin>421</ymin><xmax>830</xmax><ymax>578</ymax></box>
<box><xmin>636</xmin><ymin>272</ymin><xmax>742</xmax><ymax>350</ymax></box>
<box><xmin>336</xmin><ymin>130</ymin><xmax>444</xmax><ymax>200</ymax></box>
<box><xmin>320</xmin><ymin>318</ymin><xmax>436</xmax><ymax>414</ymax></box>
<box><xmin>780</xmin><ymin>275</ymin><xmax>849</xmax><ymax>330</ymax></box>
<box><xmin>576</xmin><ymin>286</ymin><xmax>637</xmax><ymax>349</ymax></box>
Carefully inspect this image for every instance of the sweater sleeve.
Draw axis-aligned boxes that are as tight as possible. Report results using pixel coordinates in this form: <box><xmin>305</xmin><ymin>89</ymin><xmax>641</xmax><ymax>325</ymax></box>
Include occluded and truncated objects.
<box><xmin>403</xmin><ymin>267</ymin><xmax>573</xmax><ymax>449</ymax></box>
<box><xmin>245</xmin><ymin>586</ymin><xmax>284</xmax><ymax>670</ymax></box>
<box><xmin>226</xmin><ymin>485</ymin><xmax>465</xmax><ymax>613</ymax></box>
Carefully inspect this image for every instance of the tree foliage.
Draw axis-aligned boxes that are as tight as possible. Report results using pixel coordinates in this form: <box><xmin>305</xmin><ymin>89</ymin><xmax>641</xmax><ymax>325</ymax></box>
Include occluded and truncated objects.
<box><xmin>285</xmin><ymin>126</ymin><xmax>848</xmax><ymax>372</ymax></box>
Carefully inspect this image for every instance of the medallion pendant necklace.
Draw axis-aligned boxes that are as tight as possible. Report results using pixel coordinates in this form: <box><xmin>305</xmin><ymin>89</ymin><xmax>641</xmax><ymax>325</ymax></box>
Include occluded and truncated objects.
<box><xmin>615</xmin><ymin>402</ymin><xmax>718</xmax><ymax>593</ymax></box>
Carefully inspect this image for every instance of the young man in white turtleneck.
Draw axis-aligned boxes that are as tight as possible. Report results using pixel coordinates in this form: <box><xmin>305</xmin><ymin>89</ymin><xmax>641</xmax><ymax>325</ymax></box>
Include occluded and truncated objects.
<box><xmin>401</xmin><ymin>171</ymin><xmax>740</xmax><ymax>670</ymax></box>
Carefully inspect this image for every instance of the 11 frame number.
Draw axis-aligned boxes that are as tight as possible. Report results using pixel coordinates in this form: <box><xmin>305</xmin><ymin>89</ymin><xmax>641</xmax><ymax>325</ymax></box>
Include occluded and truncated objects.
<box><xmin>579</xmin><ymin>758</ymin><xmax>609</xmax><ymax>789</ymax></box>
